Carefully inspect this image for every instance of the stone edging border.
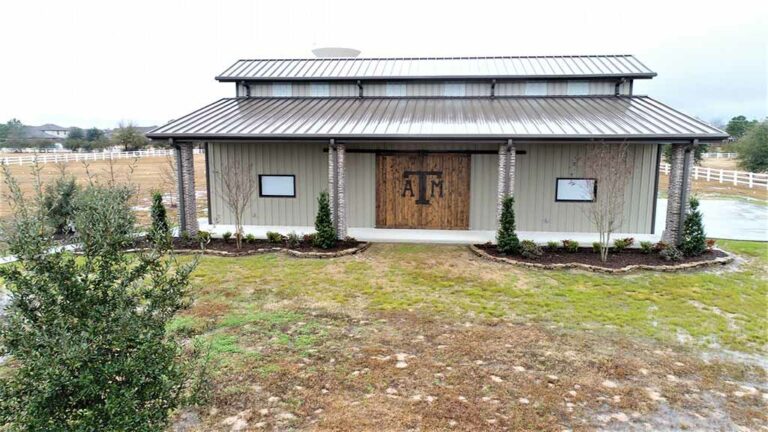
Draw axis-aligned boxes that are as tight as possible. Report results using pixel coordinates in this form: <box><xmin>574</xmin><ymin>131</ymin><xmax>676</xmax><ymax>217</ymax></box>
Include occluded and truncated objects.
<box><xmin>468</xmin><ymin>244</ymin><xmax>735</xmax><ymax>274</ymax></box>
<box><xmin>123</xmin><ymin>242</ymin><xmax>371</xmax><ymax>259</ymax></box>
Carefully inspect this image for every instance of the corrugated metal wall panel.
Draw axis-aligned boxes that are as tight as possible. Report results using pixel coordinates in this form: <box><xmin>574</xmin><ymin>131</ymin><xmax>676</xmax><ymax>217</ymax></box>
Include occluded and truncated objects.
<box><xmin>207</xmin><ymin>141</ymin><xmax>657</xmax><ymax>233</ymax></box>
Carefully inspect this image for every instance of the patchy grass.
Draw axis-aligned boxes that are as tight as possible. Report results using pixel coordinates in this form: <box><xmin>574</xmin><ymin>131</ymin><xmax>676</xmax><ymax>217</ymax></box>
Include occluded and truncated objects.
<box><xmin>166</xmin><ymin>241</ymin><xmax>767</xmax><ymax>430</ymax></box>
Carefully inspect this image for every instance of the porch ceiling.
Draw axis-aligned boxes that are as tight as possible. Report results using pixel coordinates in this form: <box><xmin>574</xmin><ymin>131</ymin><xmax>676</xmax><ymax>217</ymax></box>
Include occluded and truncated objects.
<box><xmin>147</xmin><ymin>96</ymin><xmax>728</xmax><ymax>142</ymax></box>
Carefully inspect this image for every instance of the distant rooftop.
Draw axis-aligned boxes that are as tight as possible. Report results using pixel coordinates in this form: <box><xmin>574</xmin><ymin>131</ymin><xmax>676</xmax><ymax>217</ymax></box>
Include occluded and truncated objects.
<box><xmin>216</xmin><ymin>55</ymin><xmax>656</xmax><ymax>82</ymax></box>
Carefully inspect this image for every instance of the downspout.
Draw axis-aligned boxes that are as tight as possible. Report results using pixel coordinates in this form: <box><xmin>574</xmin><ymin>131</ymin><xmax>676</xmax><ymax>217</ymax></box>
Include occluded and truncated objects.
<box><xmin>614</xmin><ymin>78</ymin><xmax>627</xmax><ymax>96</ymax></box>
<box><xmin>172</xmin><ymin>139</ymin><xmax>187</xmax><ymax>232</ymax></box>
<box><xmin>490</xmin><ymin>79</ymin><xmax>496</xmax><ymax>98</ymax></box>
<box><xmin>357</xmin><ymin>80</ymin><xmax>363</xmax><ymax>98</ymax></box>
<box><xmin>677</xmin><ymin>139</ymin><xmax>696</xmax><ymax>241</ymax></box>
<box><xmin>239</xmin><ymin>81</ymin><xmax>251</xmax><ymax>97</ymax></box>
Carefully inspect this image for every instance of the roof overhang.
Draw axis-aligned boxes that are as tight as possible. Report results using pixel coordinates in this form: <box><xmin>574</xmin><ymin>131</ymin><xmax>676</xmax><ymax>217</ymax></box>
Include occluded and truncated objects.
<box><xmin>148</xmin><ymin>96</ymin><xmax>728</xmax><ymax>144</ymax></box>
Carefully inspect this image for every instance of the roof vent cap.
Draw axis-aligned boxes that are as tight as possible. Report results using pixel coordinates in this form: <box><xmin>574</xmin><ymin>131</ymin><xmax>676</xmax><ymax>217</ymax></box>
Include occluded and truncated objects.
<box><xmin>311</xmin><ymin>47</ymin><xmax>361</xmax><ymax>58</ymax></box>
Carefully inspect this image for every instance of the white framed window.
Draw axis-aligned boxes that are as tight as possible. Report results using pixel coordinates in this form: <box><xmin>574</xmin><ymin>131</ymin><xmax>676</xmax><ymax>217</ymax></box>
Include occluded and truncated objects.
<box><xmin>524</xmin><ymin>81</ymin><xmax>547</xmax><ymax>96</ymax></box>
<box><xmin>555</xmin><ymin>178</ymin><xmax>596</xmax><ymax>202</ymax></box>
<box><xmin>309</xmin><ymin>82</ymin><xmax>330</xmax><ymax>97</ymax></box>
<box><xmin>259</xmin><ymin>175</ymin><xmax>296</xmax><ymax>198</ymax></box>
<box><xmin>385</xmin><ymin>82</ymin><xmax>406</xmax><ymax>96</ymax></box>
<box><xmin>567</xmin><ymin>81</ymin><xmax>590</xmax><ymax>96</ymax></box>
<box><xmin>272</xmin><ymin>83</ymin><xmax>292</xmax><ymax>97</ymax></box>
<box><xmin>443</xmin><ymin>82</ymin><xmax>466</xmax><ymax>97</ymax></box>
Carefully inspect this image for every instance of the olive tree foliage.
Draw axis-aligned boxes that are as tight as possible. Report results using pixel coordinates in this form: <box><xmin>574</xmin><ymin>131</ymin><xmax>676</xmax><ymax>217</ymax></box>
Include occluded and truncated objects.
<box><xmin>580</xmin><ymin>142</ymin><xmax>634</xmax><ymax>262</ymax></box>
<box><xmin>0</xmin><ymin>163</ymin><xmax>199</xmax><ymax>431</ymax></box>
<box><xmin>215</xmin><ymin>159</ymin><xmax>258</xmax><ymax>249</ymax></box>
<box><xmin>42</xmin><ymin>165</ymin><xmax>79</xmax><ymax>235</ymax></box>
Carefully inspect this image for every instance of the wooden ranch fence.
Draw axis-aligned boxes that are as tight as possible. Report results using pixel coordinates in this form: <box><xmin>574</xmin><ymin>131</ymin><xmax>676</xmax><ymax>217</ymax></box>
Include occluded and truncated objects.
<box><xmin>0</xmin><ymin>148</ymin><xmax>203</xmax><ymax>166</ymax></box>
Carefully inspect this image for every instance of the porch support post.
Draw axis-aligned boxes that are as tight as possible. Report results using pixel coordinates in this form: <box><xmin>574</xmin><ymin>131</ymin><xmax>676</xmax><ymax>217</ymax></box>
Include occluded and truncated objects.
<box><xmin>661</xmin><ymin>142</ymin><xmax>694</xmax><ymax>245</ymax></box>
<box><xmin>505</xmin><ymin>139</ymin><xmax>516</xmax><ymax>197</ymax></box>
<box><xmin>173</xmin><ymin>140</ymin><xmax>186</xmax><ymax>233</ymax></box>
<box><xmin>496</xmin><ymin>143</ymin><xmax>508</xmax><ymax>225</ymax></box>
<box><xmin>179</xmin><ymin>142</ymin><xmax>199</xmax><ymax>235</ymax></box>
<box><xmin>328</xmin><ymin>139</ymin><xmax>338</xmax><ymax>229</ymax></box>
<box><xmin>336</xmin><ymin>143</ymin><xmax>347</xmax><ymax>239</ymax></box>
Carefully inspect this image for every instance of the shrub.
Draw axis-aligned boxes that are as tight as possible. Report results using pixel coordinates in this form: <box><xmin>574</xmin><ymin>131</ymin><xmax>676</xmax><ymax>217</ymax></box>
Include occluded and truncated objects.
<box><xmin>222</xmin><ymin>231</ymin><xmax>232</xmax><ymax>243</ymax></box>
<box><xmin>149</xmin><ymin>191</ymin><xmax>171</xmax><ymax>249</ymax></box>
<box><xmin>303</xmin><ymin>233</ymin><xmax>317</xmax><ymax>244</ymax></box>
<box><xmin>653</xmin><ymin>241</ymin><xmax>669</xmax><ymax>252</ymax></box>
<box><xmin>0</xmin><ymin>177</ymin><xmax>197</xmax><ymax>430</ymax></box>
<box><xmin>196</xmin><ymin>230</ymin><xmax>211</xmax><ymax>245</ymax></box>
<box><xmin>680</xmin><ymin>197</ymin><xmax>707</xmax><ymax>257</ymax></box>
<box><xmin>314</xmin><ymin>191</ymin><xmax>337</xmax><ymax>249</ymax></box>
<box><xmin>706</xmin><ymin>238</ymin><xmax>716</xmax><ymax>252</ymax></box>
<box><xmin>562</xmin><ymin>239</ymin><xmax>579</xmax><ymax>252</ymax></box>
<box><xmin>42</xmin><ymin>174</ymin><xmax>79</xmax><ymax>235</ymax></box>
<box><xmin>659</xmin><ymin>245</ymin><xmax>683</xmax><ymax>261</ymax></box>
<box><xmin>640</xmin><ymin>241</ymin><xmax>653</xmax><ymax>254</ymax></box>
<box><xmin>266</xmin><ymin>231</ymin><xmax>284</xmax><ymax>244</ymax></box>
<box><xmin>613</xmin><ymin>237</ymin><xmax>634</xmax><ymax>252</ymax></box>
<box><xmin>519</xmin><ymin>240</ymin><xmax>543</xmax><ymax>259</ymax></box>
<box><xmin>180</xmin><ymin>230</ymin><xmax>191</xmax><ymax>244</ymax></box>
<box><xmin>496</xmin><ymin>196</ymin><xmax>519</xmax><ymax>255</ymax></box>
<box><xmin>546</xmin><ymin>241</ymin><xmax>560</xmax><ymax>251</ymax></box>
<box><xmin>592</xmin><ymin>242</ymin><xmax>602</xmax><ymax>253</ymax></box>
<box><xmin>244</xmin><ymin>233</ymin><xmax>256</xmax><ymax>244</ymax></box>
<box><xmin>286</xmin><ymin>231</ymin><xmax>300</xmax><ymax>248</ymax></box>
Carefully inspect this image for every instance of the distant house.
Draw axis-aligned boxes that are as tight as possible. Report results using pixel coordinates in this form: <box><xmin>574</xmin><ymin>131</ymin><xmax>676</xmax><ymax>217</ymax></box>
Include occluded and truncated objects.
<box><xmin>36</xmin><ymin>124</ymin><xmax>69</xmax><ymax>139</ymax></box>
<box><xmin>148</xmin><ymin>55</ymin><xmax>727</xmax><ymax>245</ymax></box>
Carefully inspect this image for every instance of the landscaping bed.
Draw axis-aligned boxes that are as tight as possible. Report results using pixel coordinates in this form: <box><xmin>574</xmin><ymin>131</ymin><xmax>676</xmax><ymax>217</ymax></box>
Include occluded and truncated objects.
<box><xmin>131</xmin><ymin>237</ymin><xmax>368</xmax><ymax>257</ymax></box>
<box><xmin>472</xmin><ymin>243</ymin><xmax>731</xmax><ymax>271</ymax></box>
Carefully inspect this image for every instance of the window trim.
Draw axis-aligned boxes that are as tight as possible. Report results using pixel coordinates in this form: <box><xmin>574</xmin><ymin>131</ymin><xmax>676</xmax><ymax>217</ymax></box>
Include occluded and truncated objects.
<box><xmin>555</xmin><ymin>177</ymin><xmax>597</xmax><ymax>202</ymax></box>
<box><xmin>259</xmin><ymin>174</ymin><xmax>296</xmax><ymax>198</ymax></box>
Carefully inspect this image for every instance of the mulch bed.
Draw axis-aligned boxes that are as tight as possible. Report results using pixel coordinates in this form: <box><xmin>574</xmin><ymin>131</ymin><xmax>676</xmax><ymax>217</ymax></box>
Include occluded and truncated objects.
<box><xmin>474</xmin><ymin>243</ymin><xmax>729</xmax><ymax>270</ymax></box>
<box><xmin>130</xmin><ymin>237</ymin><xmax>366</xmax><ymax>256</ymax></box>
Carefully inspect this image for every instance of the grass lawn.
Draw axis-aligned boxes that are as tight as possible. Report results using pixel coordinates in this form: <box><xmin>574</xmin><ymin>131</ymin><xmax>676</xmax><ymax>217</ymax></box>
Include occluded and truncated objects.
<box><xmin>168</xmin><ymin>240</ymin><xmax>767</xmax><ymax>431</ymax></box>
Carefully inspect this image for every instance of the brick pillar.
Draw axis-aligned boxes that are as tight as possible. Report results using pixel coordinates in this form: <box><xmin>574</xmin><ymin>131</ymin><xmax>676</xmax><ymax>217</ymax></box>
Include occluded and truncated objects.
<box><xmin>496</xmin><ymin>143</ymin><xmax>508</xmax><ymax>226</ymax></box>
<box><xmin>336</xmin><ymin>143</ymin><xmax>347</xmax><ymax>239</ymax></box>
<box><xmin>327</xmin><ymin>141</ymin><xmax>337</xmax><ymax>228</ymax></box>
<box><xmin>179</xmin><ymin>143</ymin><xmax>199</xmax><ymax>235</ymax></box>
<box><xmin>661</xmin><ymin>143</ymin><xmax>692</xmax><ymax>245</ymax></box>
<box><xmin>506</xmin><ymin>140</ymin><xmax>516</xmax><ymax>197</ymax></box>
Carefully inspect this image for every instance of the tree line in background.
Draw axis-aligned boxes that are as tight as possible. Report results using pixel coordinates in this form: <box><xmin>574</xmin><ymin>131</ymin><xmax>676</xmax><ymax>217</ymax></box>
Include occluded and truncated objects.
<box><xmin>0</xmin><ymin>119</ymin><xmax>154</xmax><ymax>151</ymax></box>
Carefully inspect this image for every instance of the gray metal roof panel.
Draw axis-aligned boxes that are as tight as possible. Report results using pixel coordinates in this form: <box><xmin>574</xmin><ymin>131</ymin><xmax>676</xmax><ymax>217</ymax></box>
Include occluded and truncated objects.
<box><xmin>216</xmin><ymin>55</ymin><xmax>657</xmax><ymax>81</ymax></box>
<box><xmin>147</xmin><ymin>96</ymin><xmax>726</xmax><ymax>141</ymax></box>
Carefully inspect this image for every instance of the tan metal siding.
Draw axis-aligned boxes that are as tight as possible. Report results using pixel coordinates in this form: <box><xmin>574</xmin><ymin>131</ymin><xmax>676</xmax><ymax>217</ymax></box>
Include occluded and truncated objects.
<box><xmin>208</xmin><ymin>141</ymin><xmax>657</xmax><ymax>233</ymax></box>
<box><xmin>208</xmin><ymin>141</ymin><xmax>326</xmax><ymax>226</ymax></box>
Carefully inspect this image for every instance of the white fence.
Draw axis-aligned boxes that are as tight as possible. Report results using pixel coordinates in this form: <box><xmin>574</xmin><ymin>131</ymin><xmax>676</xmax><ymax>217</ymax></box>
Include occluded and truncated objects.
<box><xmin>701</xmin><ymin>152</ymin><xmax>738</xmax><ymax>159</ymax></box>
<box><xmin>1</xmin><ymin>148</ymin><xmax>203</xmax><ymax>166</ymax></box>
<box><xmin>661</xmin><ymin>163</ymin><xmax>768</xmax><ymax>190</ymax></box>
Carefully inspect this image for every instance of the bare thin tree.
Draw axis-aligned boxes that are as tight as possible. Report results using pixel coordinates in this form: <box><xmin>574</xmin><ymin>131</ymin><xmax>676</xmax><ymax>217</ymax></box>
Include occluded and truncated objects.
<box><xmin>215</xmin><ymin>160</ymin><xmax>257</xmax><ymax>249</ymax></box>
<box><xmin>581</xmin><ymin>141</ymin><xmax>634</xmax><ymax>262</ymax></box>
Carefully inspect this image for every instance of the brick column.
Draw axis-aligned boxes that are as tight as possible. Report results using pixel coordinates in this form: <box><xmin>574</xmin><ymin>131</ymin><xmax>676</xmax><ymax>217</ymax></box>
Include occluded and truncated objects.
<box><xmin>496</xmin><ymin>143</ymin><xmax>508</xmax><ymax>225</ymax></box>
<box><xmin>506</xmin><ymin>140</ymin><xmax>516</xmax><ymax>197</ymax></box>
<box><xmin>178</xmin><ymin>143</ymin><xmax>199</xmax><ymax>235</ymax></box>
<box><xmin>328</xmin><ymin>140</ymin><xmax>337</xmax><ymax>228</ymax></box>
<box><xmin>336</xmin><ymin>143</ymin><xmax>347</xmax><ymax>239</ymax></box>
<box><xmin>661</xmin><ymin>143</ymin><xmax>693</xmax><ymax>245</ymax></box>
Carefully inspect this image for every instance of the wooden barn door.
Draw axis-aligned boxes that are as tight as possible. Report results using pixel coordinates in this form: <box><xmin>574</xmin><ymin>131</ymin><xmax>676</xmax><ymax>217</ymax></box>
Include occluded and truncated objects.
<box><xmin>376</xmin><ymin>153</ymin><xmax>470</xmax><ymax>229</ymax></box>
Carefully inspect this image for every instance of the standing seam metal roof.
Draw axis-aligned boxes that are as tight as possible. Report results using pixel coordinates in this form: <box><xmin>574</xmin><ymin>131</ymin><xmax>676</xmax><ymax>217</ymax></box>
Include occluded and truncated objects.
<box><xmin>216</xmin><ymin>55</ymin><xmax>656</xmax><ymax>81</ymax></box>
<box><xmin>147</xmin><ymin>96</ymin><xmax>726</xmax><ymax>141</ymax></box>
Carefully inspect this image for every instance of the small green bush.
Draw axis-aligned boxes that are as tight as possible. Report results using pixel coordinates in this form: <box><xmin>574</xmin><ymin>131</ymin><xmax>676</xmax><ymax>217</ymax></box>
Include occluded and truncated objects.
<box><xmin>640</xmin><ymin>241</ymin><xmax>653</xmax><ymax>254</ymax></box>
<box><xmin>222</xmin><ymin>231</ymin><xmax>232</xmax><ymax>243</ymax></box>
<box><xmin>303</xmin><ymin>233</ymin><xmax>317</xmax><ymax>244</ymax></box>
<box><xmin>286</xmin><ymin>231</ymin><xmax>300</xmax><ymax>248</ymax></box>
<box><xmin>653</xmin><ymin>241</ymin><xmax>669</xmax><ymax>252</ymax></box>
<box><xmin>520</xmin><ymin>240</ymin><xmax>543</xmax><ymax>259</ymax></box>
<box><xmin>42</xmin><ymin>174</ymin><xmax>79</xmax><ymax>235</ymax></box>
<box><xmin>546</xmin><ymin>241</ymin><xmax>559</xmax><ymax>251</ymax></box>
<box><xmin>562</xmin><ymin>239</ymin><xmax>579</xmax><ymax>252</ymax></box>
<box><xmin>180</xmin><ymin>230</ymin><xmax>191</xmax><ymax>244</ymax></box>
<box><xmin>314</xmin><ymin>191</ymin><xmax>337</xmax><ymax>249</ymax></box>
<box><xmin>613</xmin><ymin>237</ymin><xmax>634</xmax><ymax>252</ymax></box>
<box><xmin>680</xmin><ymin>197</ymin><xmax>707</xmax><ymax>257</ymax></box>
<box><xmin>592</xmin><ymin>242</ymin><xmax>602</xmax><ymax>253</ymax></box>
<box><xmin>266</xmin><ymin>231</ymin><xmax>284</xmax><ymax>243</ymax></box>
<box><xmin>496</xmin><ymin>197</ymin><xmax>519</xmax><ymax>255</ymax></box>
<box><xmin>244</xmin><ymin>233</ymin><xmax>256</xmax><ymax>244</ymax></box>
<box><xmin>149</xmin><ymin>191</ymin><xmax>171</xmax><ymax>249</ymax></box>
<box><xmin>659</xmin><ymin>245</ymin><xmax>683</xmax><ymax>261</ymax></box>
<box><xmin>196</xmin><ymin>230</ymin><xmax>211</xmax><ymax>245</ymax></box>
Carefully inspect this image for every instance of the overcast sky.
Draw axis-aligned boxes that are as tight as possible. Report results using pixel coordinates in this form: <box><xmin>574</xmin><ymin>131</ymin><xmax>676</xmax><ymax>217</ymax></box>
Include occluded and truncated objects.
<box><xmin>1</xmin><ymin>0</ymin><xmax>766</xmax><ymax>129</ymax></box>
